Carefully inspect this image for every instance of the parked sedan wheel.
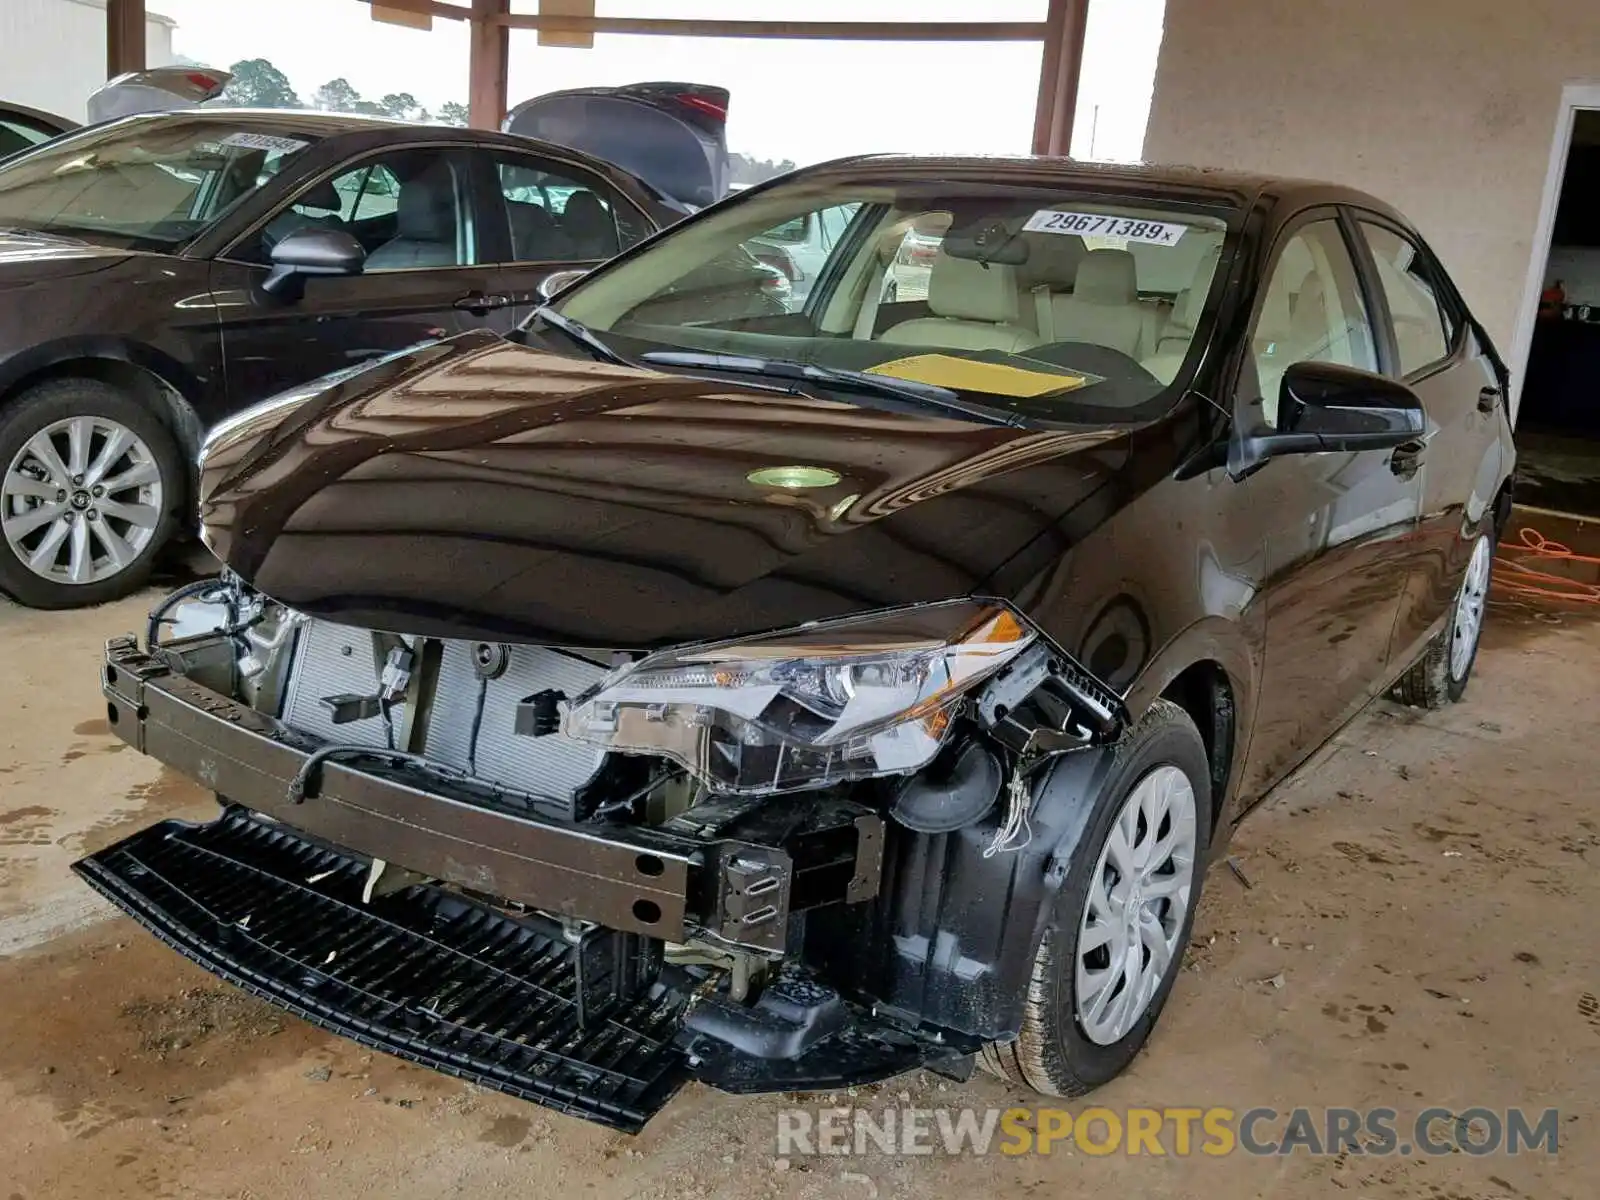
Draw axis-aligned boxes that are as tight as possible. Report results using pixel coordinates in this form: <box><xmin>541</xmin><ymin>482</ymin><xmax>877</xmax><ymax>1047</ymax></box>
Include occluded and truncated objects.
<box><xmin>0</xmin><ymin>379</ymin><xmax>181</xmax><ymax>609</ymax></box>
<box><xmin>980</xmin><ymin>699</ymin><xmax>1212</xmax><ymax>1096</ymax></box>
<box><xmin>1393</xmin><ymin>531</ymin><xmax>1494</xmax><ymax>710</ymax></box>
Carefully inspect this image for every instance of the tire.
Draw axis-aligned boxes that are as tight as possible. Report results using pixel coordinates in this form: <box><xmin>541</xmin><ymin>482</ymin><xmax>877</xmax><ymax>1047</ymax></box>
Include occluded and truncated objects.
<box><xmin>0</xmin><ymin>378</ymin><xmax>183</xmax><ymax>609</ymax></box>
<box><xmin>980</xmin><ymin>699</ymin><xmax>1212</xmax><ymax>1096</ymax></box>
<box><xmin>1393</xmin><ymin>530</ymin><xmax>1494</xmax><ymax>709</ymax></box>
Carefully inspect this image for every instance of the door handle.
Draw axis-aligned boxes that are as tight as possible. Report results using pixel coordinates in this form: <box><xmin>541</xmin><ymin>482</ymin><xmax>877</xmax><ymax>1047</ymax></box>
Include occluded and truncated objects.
<box><xmin>1389</xmin><ymin>439</ymin><xmax>1426</xmax><ymax>478</ymax></box>
<box><xmin>1478</xmin><ymin>385</ymin><xmax>1500</xmax><ymax>414</ymax></box>
<box><xmin>454</xmin><ymin>292</ymin><xmax>512</xmax><ymax>313</ymax></box>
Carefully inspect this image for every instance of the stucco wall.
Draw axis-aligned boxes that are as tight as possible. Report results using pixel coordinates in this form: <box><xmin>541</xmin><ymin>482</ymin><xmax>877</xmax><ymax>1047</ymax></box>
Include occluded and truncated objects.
<box><xmin>2</xmin><ymin>0</ymin><xmax>176</xmax><ymax>121</ymax></box>
<box><xmin>1143</xmin><ymin>0</ymin><xmax>1599</xmax><ymax>361</ymax></box>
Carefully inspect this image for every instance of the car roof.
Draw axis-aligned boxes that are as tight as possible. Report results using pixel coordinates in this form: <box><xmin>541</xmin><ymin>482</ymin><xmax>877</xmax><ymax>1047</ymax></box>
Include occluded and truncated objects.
<box><xmin>105</xmin><ymin>106</ymin><xmax>570</xmax><ymax>155</ymax></box>
<box><xmin>795</xmin><ymin>154</ymin><xmax>1410</xmax><ymax>225</ymax></box>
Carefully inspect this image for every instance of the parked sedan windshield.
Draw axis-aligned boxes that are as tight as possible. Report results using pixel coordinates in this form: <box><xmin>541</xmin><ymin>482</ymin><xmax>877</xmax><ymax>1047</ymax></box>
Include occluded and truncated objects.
<box><xmin>0</xmin><ymin>116</ymin><xmax>318</xmax><ymax>250</ymax></box>
<box><xmin>554</xmin><ymin>172</ymin><xmax>1232</xmax><ymax>419</ymax></box>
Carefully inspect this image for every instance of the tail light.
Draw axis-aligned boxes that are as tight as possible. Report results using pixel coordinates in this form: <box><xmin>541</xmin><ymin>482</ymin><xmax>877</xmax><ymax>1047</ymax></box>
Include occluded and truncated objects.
<box><xmin>673</xmin><ymin>93</ymin><xmax>727</xmax><ymax>123</ymax></box>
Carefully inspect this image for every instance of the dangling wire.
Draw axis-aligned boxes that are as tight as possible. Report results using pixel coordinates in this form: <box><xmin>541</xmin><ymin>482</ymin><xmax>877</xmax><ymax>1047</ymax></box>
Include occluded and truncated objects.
<box><xmin>983</xmin><ymin>761</ymin><xmax>1037</xmax><ymax>858</ymax></box>
<box><xmin>466</xmin><ymin>676</ymin><xmax>489</xmax><ymax>776</ymax></box>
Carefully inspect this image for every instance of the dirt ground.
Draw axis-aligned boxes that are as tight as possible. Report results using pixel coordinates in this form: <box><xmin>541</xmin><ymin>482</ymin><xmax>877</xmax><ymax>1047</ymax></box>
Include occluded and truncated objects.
<box><xmin>0</xmin><ymin>581</ymin><xmax>1596</xmax><ymax>1199</ymax></box>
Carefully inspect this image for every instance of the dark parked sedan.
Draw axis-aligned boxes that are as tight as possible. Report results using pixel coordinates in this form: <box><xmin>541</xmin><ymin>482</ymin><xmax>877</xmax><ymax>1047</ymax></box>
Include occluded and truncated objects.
<box><xmin>0</xmin><ymin>100</ymin><xmax>77</xmax><ymax>160</ymax></box>
<box><xmin>77</xmin><ymin>157</ymin><xmax>1514</xmax><ymax>1131</ymax></box>
<box><xmin>0</xmin><ymin>94</ymin><xmax>734</xmax><ymax>607</ymax></box>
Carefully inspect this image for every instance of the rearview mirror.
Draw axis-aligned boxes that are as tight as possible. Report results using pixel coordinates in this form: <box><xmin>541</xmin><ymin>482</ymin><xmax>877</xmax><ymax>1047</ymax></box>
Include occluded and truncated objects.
<box><xmin>262</xmin><ymin>228</ymin><xmax>366</xmax><ymax>297</ymax></box>
<box><xmin>1234</xmin><ymin>361</ymin><xmax>1425</xmax><ymax>475</ymax></box>
<box><xmin>538</xmin><ymin>268</ymin><xmax>590</xmax><ymax>302</ymax></box>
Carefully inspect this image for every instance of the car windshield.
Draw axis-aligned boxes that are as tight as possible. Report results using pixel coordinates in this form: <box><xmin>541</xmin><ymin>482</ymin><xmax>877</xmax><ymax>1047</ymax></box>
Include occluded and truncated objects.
<box><xmin>553</xmin><ymin>171</ymin><xmax>1234</xmax><ymax>421</ymax></box>
<box><xmin>0</xmin><ymin>116</ymin><xmax>318</xmax><ymax>250</ymax></box>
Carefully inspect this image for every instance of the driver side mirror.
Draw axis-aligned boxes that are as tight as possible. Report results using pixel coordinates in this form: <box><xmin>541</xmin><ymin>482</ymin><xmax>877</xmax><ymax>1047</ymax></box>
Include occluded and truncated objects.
<box><xmin>1233</xmin><ymin>360</ymin><xmax>1424</xmax><ymax>475</ymax></box>
<box><xmin>262</xmin><ymin>228</ymin><xmax>366</xmax><ymax>298</ymax></box>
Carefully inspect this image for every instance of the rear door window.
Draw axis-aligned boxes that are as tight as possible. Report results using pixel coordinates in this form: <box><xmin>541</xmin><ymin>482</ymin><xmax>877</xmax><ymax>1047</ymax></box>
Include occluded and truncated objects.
<box><xmin>488</xmin><ymin>152</ymin><xmax>651</xmax><ymax>263</ymax></box>
<box><xmin>1355</xmin><ymin>220</ymin><xmax>1456</xmax><ymax>377</ymax></box>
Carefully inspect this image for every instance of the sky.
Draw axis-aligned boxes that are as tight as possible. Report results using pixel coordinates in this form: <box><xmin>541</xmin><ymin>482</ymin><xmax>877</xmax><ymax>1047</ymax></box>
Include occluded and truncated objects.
<box><xmin>150</xmin><ymin>0</ymin><xmax>1166</xmax><ymax>166</ymax></box>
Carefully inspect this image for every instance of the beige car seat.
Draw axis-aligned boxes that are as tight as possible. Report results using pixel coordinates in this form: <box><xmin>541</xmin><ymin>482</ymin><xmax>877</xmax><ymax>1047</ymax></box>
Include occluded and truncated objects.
<box><xmin>1049</xmin><ymin>249</ymin><xmax>1159</xmax><ymax>358</ymax></box>
<box><xmin>879</xmin><ymin>251</ymin><xmax>1039</xmax><ymax>353</ymax></box>
<box><xmin>1141</xmin><ymin>245</ymin><xmax>1223</xmax><ymax>384</ymax></box>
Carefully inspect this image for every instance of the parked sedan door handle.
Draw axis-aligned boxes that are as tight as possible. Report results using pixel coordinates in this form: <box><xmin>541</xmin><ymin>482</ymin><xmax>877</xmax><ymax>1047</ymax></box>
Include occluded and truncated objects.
<box><xmin>454</xmin><ymin>292</ymin><xmax>512</xmax><ymax>313</ymax></box>
<box><xmin>1389</xmin><ymin>438</ymin><xmax>1427</xmax><ymax>478</ymax></box>
<box><xmin>1478</xmin><ymin>385</ymin><xmax>1501</xmax><ymax>414</ymax></box>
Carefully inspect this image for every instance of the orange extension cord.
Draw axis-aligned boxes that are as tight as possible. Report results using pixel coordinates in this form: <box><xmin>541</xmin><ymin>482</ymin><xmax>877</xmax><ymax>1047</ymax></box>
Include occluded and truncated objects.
<box><xmin>1490</xmin><ymin>526</ymin><xmax>1600</xmax><ymax>609</ymax></box>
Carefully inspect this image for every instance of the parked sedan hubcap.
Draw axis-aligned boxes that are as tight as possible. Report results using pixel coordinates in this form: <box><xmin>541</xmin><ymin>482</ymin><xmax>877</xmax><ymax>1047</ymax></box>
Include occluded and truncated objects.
<box><xmin>1449</xmin><ymin>536</ymin><xmax>1493</xmax><ymax>681</ymax></box>
<box><xmin>1075</xmin><ymin>764</ymin><xmax>1198</xmax><ymax>1046</ymax></box>
<box><xmin>2</xmin><ymin>417</ymin><xmax>163</xmax><ymax>585</ymax></box>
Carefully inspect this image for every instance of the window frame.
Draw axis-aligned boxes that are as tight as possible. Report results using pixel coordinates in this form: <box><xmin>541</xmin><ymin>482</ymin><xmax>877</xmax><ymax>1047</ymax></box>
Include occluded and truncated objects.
<box><xmin>475</xmin><ymin>146</ymin><xmax>654</xmax><ymax>268</ymax></box>
<box><xmin>1342</xmin><ymin>206</ymin><xmax>1464</xmax><ymax>383</ymax></box>
<box><xmin>217</xmin><ymin>142</ymin><xmax>482</xmax><ymax>274</ymax></box>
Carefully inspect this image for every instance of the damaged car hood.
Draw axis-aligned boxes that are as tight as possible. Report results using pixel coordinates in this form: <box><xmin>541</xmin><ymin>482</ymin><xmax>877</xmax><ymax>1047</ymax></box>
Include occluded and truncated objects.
<box><xmin>198</xmin><ymin>331</ymin><xmax>1128</xmax><ymax>647</ymax></box>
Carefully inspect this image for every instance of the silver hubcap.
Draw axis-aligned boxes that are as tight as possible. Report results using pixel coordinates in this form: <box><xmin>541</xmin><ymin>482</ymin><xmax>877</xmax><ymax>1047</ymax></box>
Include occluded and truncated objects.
<box><xmin>1075</xmin><ymin>764</ymin><xmax>1198</xmax><ymax>1046</ymax></box>
<box><xmin>2</xmin><ymin>416</ymin><xmax>163</xmax><ymax>585</ymax></box>
<box><xmin>1449</xmin><ymin>536</ymin><xmax>1492</xmax><ymax>681</ymax></box>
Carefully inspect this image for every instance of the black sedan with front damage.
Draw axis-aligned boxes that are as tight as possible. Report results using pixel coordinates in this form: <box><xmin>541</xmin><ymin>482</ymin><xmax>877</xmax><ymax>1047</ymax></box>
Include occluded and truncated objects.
<box><xmin>75</xmin><ymin>157</ymin><xmax>1515</xmax><ymax>1131</ymax></box>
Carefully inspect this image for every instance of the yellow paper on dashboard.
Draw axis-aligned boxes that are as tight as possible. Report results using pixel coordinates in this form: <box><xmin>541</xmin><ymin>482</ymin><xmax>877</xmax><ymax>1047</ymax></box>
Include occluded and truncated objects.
<box><xmin>864</xmin><ymin>354</ymin><xmax>1086</xmax><ymax>398</ymax></box>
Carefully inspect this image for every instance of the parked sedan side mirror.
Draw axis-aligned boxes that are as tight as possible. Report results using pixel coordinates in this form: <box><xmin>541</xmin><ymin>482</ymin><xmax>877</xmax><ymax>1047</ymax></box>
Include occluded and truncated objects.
<box><xmin>1232</xmin><ymin>360</ymin><xmax>1425</xmax><ymax>476</ymax></box>
<box><xmin>537</xmin><ymin>268</ymin><xmax>591</xmax><ymax>302</ymax></box>
<box><xmin>262</xmin><ymin>228</ymin><xmax>366</xmax><ymax>298</ymax></box>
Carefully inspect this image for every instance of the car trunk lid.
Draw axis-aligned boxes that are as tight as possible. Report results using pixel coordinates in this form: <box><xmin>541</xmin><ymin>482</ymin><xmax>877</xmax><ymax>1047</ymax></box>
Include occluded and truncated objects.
<box><xmin>505</xmin><ymin>82</ymin><xmax>730</xmax><ymax>214</ymax></box>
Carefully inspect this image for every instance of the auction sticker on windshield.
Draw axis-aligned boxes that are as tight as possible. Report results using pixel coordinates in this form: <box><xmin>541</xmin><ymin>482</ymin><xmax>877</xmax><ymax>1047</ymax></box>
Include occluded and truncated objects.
<box><xmin>1024</xmin><ymin>210</ymin><xmax>1187</xmax><ymax>246</ymax></box>
<box><xmin>219</xmin><ymin>131</ymin><xmax>309</xmax><ymax>154</ymax></box>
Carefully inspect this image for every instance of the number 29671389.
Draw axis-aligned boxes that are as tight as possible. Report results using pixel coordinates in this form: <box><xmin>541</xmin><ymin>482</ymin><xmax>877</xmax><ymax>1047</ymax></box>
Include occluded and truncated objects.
<box><xmin>1022</xmin><ymin>210</ymin><xmax>1187</xmax><ymax>246</ymax></box>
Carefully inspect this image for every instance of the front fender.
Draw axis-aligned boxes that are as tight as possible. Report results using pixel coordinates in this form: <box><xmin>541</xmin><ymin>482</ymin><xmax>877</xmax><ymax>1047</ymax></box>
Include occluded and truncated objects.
<box><xmin>1123</xmin><ymin>613</ymin><xmax>1260</xmax><ymax>823</ymax></box>
<box><xmin>0</xmin><ymin>335</ymin><xmax>205</xmax><ymax>408</ymax></box>
<box><xmin>820</xmin><ymin>744</ymin><xmax>1117</xmax><ymax>1042</ymax></box>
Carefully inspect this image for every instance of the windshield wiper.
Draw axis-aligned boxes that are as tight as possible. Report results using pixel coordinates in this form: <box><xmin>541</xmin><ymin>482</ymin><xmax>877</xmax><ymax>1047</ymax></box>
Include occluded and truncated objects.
<box><xmin>638</xmin><ymin>350</ymin><xmax>1026</xmax><ymax>427</ymax></box>
<box><xmin>528</xmin><ymin>306</ymin><xmax>630</xmax><ymax>366</ymax></box>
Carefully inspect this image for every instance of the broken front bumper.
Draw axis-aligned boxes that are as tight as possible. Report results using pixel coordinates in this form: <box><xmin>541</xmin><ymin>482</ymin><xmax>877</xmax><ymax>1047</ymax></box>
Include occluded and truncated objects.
<box><xmin>78</xmin><ymin>635</ymin><xmax>970</xmax><ymax>1131</ymax></box>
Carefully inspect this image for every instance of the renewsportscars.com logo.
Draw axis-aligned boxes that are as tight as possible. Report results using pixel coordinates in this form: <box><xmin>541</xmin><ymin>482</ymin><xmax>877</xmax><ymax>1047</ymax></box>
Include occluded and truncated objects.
<box><xmin>775</xmin><ymin>1106</ymin><xmax>1561</xmax><ymax>1158</ymax></box>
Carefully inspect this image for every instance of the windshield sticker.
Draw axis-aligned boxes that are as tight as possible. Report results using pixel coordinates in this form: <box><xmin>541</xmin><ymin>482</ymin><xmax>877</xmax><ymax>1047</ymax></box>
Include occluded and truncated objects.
<box><xmin>1024</xmin><ymin>210</ymin><xmax>1187</xmax><ymax>247</ymax></box>
<box><xmin>865</xmin><ymin>354</ymin><xmax>1088</xmax><ymax>399</ymax></box>
<box><xmin>219</xmin><ymin>131</ymin><xmax>309</xmax><ymax>154</ymax></box>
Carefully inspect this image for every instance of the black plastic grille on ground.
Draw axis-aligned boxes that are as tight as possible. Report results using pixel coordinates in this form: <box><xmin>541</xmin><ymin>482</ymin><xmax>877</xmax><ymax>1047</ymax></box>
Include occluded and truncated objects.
<box><xmin>73</xmin><ymin>811</ymin><xmax>690</xmax><ymax>1132</ymax></box>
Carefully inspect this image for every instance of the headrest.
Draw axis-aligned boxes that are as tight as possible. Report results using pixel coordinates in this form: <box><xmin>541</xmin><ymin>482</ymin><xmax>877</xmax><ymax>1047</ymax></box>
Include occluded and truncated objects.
<box><xmin>1170</xmin><ymin>245</ymin><xmax>1223</xmax><ymax>331</ymax></box>
<box><xmin>1072</xmin><ymin>248</ymin><xmax>1138</xmax><ymax>305</ymax></box>
<box><xmin>563</xmin><ymin>189</ymin><xmax>609</xmax><ymax>231</ymax></box>
<box><xmin>296</xmin><ymin>179</ymin><xmax>342</xmax><ymax>215</ymax></box>
<box><xmin>927</xmin><ymin>252</ymin><xmax>1021</xmax><ymax>323</ymax></box>
<box><xmin>1018</xmin><ymin>233</ymin><xmax>1086</xmax><ymax>290</ymax></box>
<box><xmin>1288</xmin><ymin>269</ymin><xmax>1329</xmax><ymax>345</ymax></box>
<box><xmin>1255</xmin><ymin>267</ymin><xmax>1295</xmax><ymax>343</ymax></box>
<box><xmin>395</xmin><ymin>163</ymin><xmax>457</xmax><ymax>242</ymax></box>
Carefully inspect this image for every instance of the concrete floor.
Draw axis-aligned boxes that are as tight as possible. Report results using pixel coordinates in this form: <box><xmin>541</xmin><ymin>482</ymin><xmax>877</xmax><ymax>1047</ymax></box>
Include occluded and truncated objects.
<box><xmin>0</xmin><ymin>586</ymin><xmax>1596</xmax><ymax>1199</ymax></box>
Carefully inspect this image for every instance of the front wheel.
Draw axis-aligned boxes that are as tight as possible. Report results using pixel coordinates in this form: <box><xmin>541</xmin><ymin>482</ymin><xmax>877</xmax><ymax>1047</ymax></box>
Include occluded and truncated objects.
<box><xmin>0</xmin><ymin>379</ymin><xmax>182</xmax><ymax>609</ymax></box>
<box><xmin>1394</xmin><ymin>531</ymin><xmax>1494</xmax><ymax>709</ymax></box>
<box><xmin>980</xmin><ymin>699</ymin><xmax>1212</xmax><ymax>1096</ymax></box>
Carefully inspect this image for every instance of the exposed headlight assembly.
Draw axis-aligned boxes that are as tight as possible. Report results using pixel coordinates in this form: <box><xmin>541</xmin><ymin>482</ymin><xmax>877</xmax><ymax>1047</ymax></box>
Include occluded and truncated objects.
<box><xmin>563</xmin><ymin>600</ymin><xmax>1036</xmax><ymax>794</ymax></box>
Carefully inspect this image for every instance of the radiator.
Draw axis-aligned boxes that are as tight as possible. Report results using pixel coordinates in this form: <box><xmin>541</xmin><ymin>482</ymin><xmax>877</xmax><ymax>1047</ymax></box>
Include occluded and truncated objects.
<box><xmin>279</xmin><ymin>620</ymin><xmax>609</xmax><ymax>803</ymax></box>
